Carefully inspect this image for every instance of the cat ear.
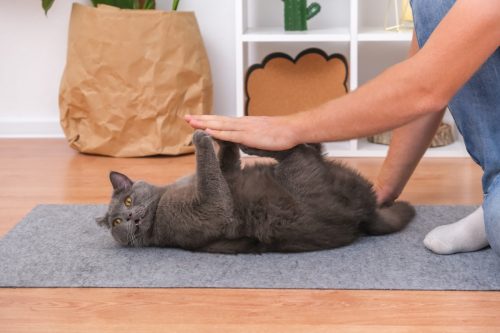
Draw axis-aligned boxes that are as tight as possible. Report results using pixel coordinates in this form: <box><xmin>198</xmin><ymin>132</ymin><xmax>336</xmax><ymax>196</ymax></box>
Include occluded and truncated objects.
<box><xmin>109</xmin><ymin>171</ymin><xmax>133</xmax><ymax>192</ymax></box>
<box><xmin>96</xmin><ymin>213</ymin><xmax>110</xmax><ymax>229</ymax></box>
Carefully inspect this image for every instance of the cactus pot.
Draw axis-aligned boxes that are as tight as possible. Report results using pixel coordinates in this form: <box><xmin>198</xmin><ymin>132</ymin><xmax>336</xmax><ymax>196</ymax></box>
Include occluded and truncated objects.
<box><xmin>283</xmin><ymin>0</ymin><xmax>321</xmax><ymax>31</ymax></box>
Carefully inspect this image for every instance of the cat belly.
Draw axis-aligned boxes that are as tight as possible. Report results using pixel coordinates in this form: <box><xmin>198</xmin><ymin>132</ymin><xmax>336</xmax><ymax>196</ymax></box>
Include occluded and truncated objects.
<box><xmin>229</xmin><ymin>164</ymin><xmax>376</xmax><ymax>252</ymax></box>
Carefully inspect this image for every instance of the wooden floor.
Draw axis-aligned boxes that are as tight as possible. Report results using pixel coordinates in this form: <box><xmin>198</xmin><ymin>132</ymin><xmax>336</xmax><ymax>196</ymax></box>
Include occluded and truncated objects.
<box><xmin>1</xmin><ymin>139</ymin><xmax>498</xmax><ymax>332</ymax></box>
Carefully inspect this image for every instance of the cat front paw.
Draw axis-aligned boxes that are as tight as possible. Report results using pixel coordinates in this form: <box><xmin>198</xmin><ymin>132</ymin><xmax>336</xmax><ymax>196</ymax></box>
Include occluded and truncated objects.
<box><xmin>193</xmin><ymin>130</ymin><xmax>213</xmax><ymax>146</ymax></box>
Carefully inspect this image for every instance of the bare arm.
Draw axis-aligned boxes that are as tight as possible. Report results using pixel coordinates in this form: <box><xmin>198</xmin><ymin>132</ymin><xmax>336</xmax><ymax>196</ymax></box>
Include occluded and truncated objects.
<box><xmin>374</xmin><ymin>32</ymin><xmax>446</xmax><ymax>206</ymax></box>
<box><xmin>375</xmin><ymin>109</ymin><xmax>446</xmax><ymax>205</ymax></box>
<box><xmin>186</xmin><ymin>0</ymin><xmax>500</xmax><ymax>150</ymax></box>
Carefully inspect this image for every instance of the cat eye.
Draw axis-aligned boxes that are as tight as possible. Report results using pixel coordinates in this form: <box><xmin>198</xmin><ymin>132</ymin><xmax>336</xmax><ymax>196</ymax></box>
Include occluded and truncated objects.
<box><xmin>124</xmin><ymin>197</ymin><xmax>132</xmax><ymax>207</ymax></box>
<box><xmin>112</xmin><ymin>218</ymin><xmax>122</xmax><ymax>227</ymax></box>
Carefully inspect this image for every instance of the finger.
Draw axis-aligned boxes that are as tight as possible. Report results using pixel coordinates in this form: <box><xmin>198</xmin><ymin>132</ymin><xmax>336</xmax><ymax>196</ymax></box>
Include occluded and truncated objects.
<box><xmin>187</xmin><ymin>118</ymin><xmax>208</xmax><ymax>130</ymax></box>
<box><xmin>187</xmin><ymin>115</ymin><xmax>230</xmax><ymax>122</ymax></box>
<box><xmin>189</xmin><ymin>118</ymin><xmax>245</xmax><ymax>132</ymax></box>
<box><xmin>185</xmin><ymin>115</ymin><xmax>224</xmax><ymax>128</ymax></box>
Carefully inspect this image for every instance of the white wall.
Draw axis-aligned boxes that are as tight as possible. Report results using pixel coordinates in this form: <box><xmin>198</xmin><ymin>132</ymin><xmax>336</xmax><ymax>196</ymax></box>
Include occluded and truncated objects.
<box><xmin>0</xmin><ymin>0</ymin><xmax>236</xmax><ymax>137</ymax></box>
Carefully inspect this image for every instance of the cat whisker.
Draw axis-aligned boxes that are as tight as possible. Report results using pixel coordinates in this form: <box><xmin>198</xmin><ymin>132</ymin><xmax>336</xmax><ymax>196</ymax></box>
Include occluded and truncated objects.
<box><xmin>128</xmin><ymin>224</ymin><xmax>138</xmax><ymax>247</ymax></box>
<box><xmin>129</xmin><ymin>223</ymin><xmax>145</xmax><ymax>247</ymax></box>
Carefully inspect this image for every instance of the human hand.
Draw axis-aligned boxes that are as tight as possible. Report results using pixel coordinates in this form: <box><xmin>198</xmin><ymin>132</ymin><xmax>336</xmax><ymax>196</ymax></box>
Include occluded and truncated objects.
<box><xmin>184</xmin><ymin>114</ymin><xmax>300</xmax><ymax>151</ymax></box>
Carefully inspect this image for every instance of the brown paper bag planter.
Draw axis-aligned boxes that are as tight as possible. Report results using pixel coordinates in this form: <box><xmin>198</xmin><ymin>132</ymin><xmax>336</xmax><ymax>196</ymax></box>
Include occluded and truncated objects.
<box><xmin>245</xmin><ymin>48</ymin><xmax>348</xmax><ymax>117</ymax></box>
<box><xmin>59</xmin><ymin>4</ymin><xmax>213</xmax><ymax>157</ymax></box>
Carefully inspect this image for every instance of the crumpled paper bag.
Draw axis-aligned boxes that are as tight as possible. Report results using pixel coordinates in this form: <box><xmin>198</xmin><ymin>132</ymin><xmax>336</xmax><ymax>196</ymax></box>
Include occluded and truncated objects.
<box><xmin>59</xmin><ymin>3</ymin><xmax>213</xmax><ymax>157</ymax></box>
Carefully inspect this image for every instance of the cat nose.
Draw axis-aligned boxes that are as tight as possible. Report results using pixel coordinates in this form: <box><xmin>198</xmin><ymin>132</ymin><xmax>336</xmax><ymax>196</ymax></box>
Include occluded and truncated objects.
<box><xmin>126</xmin><ymin>213</ymin><xmax>132</xmax><ymax>221</ymax></box>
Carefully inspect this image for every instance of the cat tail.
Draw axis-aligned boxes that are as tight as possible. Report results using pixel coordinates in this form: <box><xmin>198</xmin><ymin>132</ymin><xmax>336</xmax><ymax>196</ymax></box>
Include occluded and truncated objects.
<box><xmin>362</xmin><ymin>201</ymin><xmax>416</xmax><ymax>235</ymax></box>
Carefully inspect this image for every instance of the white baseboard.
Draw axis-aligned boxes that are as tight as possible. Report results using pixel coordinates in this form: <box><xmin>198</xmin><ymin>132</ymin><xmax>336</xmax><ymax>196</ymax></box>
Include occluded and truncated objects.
<box><xmin>0</xmin><ymin>119</ymin><xmax>65</xmax><ymax>138</ymax></box>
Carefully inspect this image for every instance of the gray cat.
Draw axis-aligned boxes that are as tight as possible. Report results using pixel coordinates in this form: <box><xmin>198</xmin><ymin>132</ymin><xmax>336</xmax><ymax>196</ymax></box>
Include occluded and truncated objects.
<box><xmin>96</xmin><ymin>130</ymin><xmax>415</xmax><ymax>253</ymax></box>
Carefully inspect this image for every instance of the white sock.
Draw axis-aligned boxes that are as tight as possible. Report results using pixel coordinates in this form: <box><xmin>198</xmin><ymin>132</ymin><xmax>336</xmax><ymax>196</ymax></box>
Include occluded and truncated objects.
<box><xmin>423</xmin><ymin>206</ymin><xmax>489</xmax><ymax>254</ymax></box>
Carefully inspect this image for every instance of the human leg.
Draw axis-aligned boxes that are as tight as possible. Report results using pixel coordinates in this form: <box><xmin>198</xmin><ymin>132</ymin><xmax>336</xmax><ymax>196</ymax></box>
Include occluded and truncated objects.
<box><xmin>412</xmin><ymin>0</ymin><xmax>499</xmax><ymax>255</ymax></box>
<box><xmin>483</xmin><ymin>174</ymin><xmax>500</xmax><ymax>256</ymax></box>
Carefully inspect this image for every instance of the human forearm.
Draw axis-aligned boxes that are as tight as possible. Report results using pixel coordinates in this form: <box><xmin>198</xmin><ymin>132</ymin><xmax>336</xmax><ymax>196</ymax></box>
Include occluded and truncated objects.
<box><xmin>374</xmin><ymin>109</ymin><xmax>446</xmax><ymax>204</ymax></box>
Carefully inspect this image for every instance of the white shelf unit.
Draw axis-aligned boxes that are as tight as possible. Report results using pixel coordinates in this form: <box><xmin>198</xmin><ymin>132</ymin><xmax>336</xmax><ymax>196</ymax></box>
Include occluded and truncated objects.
<box><xmin>235</xmin><ymin>0</ymin><xmax>468</xmax><ymax>157</ymax></box>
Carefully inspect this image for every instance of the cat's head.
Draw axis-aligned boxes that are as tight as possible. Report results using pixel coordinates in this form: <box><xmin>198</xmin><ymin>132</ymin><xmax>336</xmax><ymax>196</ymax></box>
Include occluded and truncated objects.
<box><xmin>96</xmin><ymin>171</ymin><xmax>160</xmax><ymax>247</ymax></box>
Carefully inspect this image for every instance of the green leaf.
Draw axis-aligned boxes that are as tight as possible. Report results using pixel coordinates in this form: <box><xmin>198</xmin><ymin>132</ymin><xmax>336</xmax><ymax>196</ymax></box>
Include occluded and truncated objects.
<box><xmin>143</xmin><ymin>0</ymin><xmax>155</xmax><ymax>9</ymax></box>
<box><xmin>90</xmin><ymin>0</ymin><xmax>156</xmax><ymax>9</ymax></box>
<box><xmin>92</xmin><ymin>0</ymin><xmax>137</xmax><ymax>9</ymax></box>
<box><xmin>172</xmin><ymin>0</ymin><xmax>180</xmax><ymax>11</ymax></box>
<box><xmin>42</xmin><ymin>0</ymin><xmax>55</xmax><ymax>15</ymax></box>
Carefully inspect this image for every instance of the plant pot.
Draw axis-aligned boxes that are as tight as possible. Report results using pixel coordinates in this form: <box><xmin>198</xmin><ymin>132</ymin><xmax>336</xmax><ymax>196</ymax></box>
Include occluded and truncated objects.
<box><xmin>59</xmin><ymin>4</ymin><xmax>213</xmax><ymax>157</ymax></box>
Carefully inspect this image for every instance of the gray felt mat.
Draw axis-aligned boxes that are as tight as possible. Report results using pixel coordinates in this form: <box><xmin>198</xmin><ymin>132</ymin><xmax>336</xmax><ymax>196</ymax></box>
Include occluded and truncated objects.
<box><xmin>0</xmin><ymin>205</ymin><xmax>499</xmax><ymax>289</ymax></box>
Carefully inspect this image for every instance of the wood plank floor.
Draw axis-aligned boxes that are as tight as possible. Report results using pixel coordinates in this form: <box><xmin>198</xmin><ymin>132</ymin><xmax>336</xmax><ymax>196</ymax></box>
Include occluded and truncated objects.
<box><xmin>1</xmin><ymin>139</ymin><xmax>498</xmax><ymax>333</ymax></box>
